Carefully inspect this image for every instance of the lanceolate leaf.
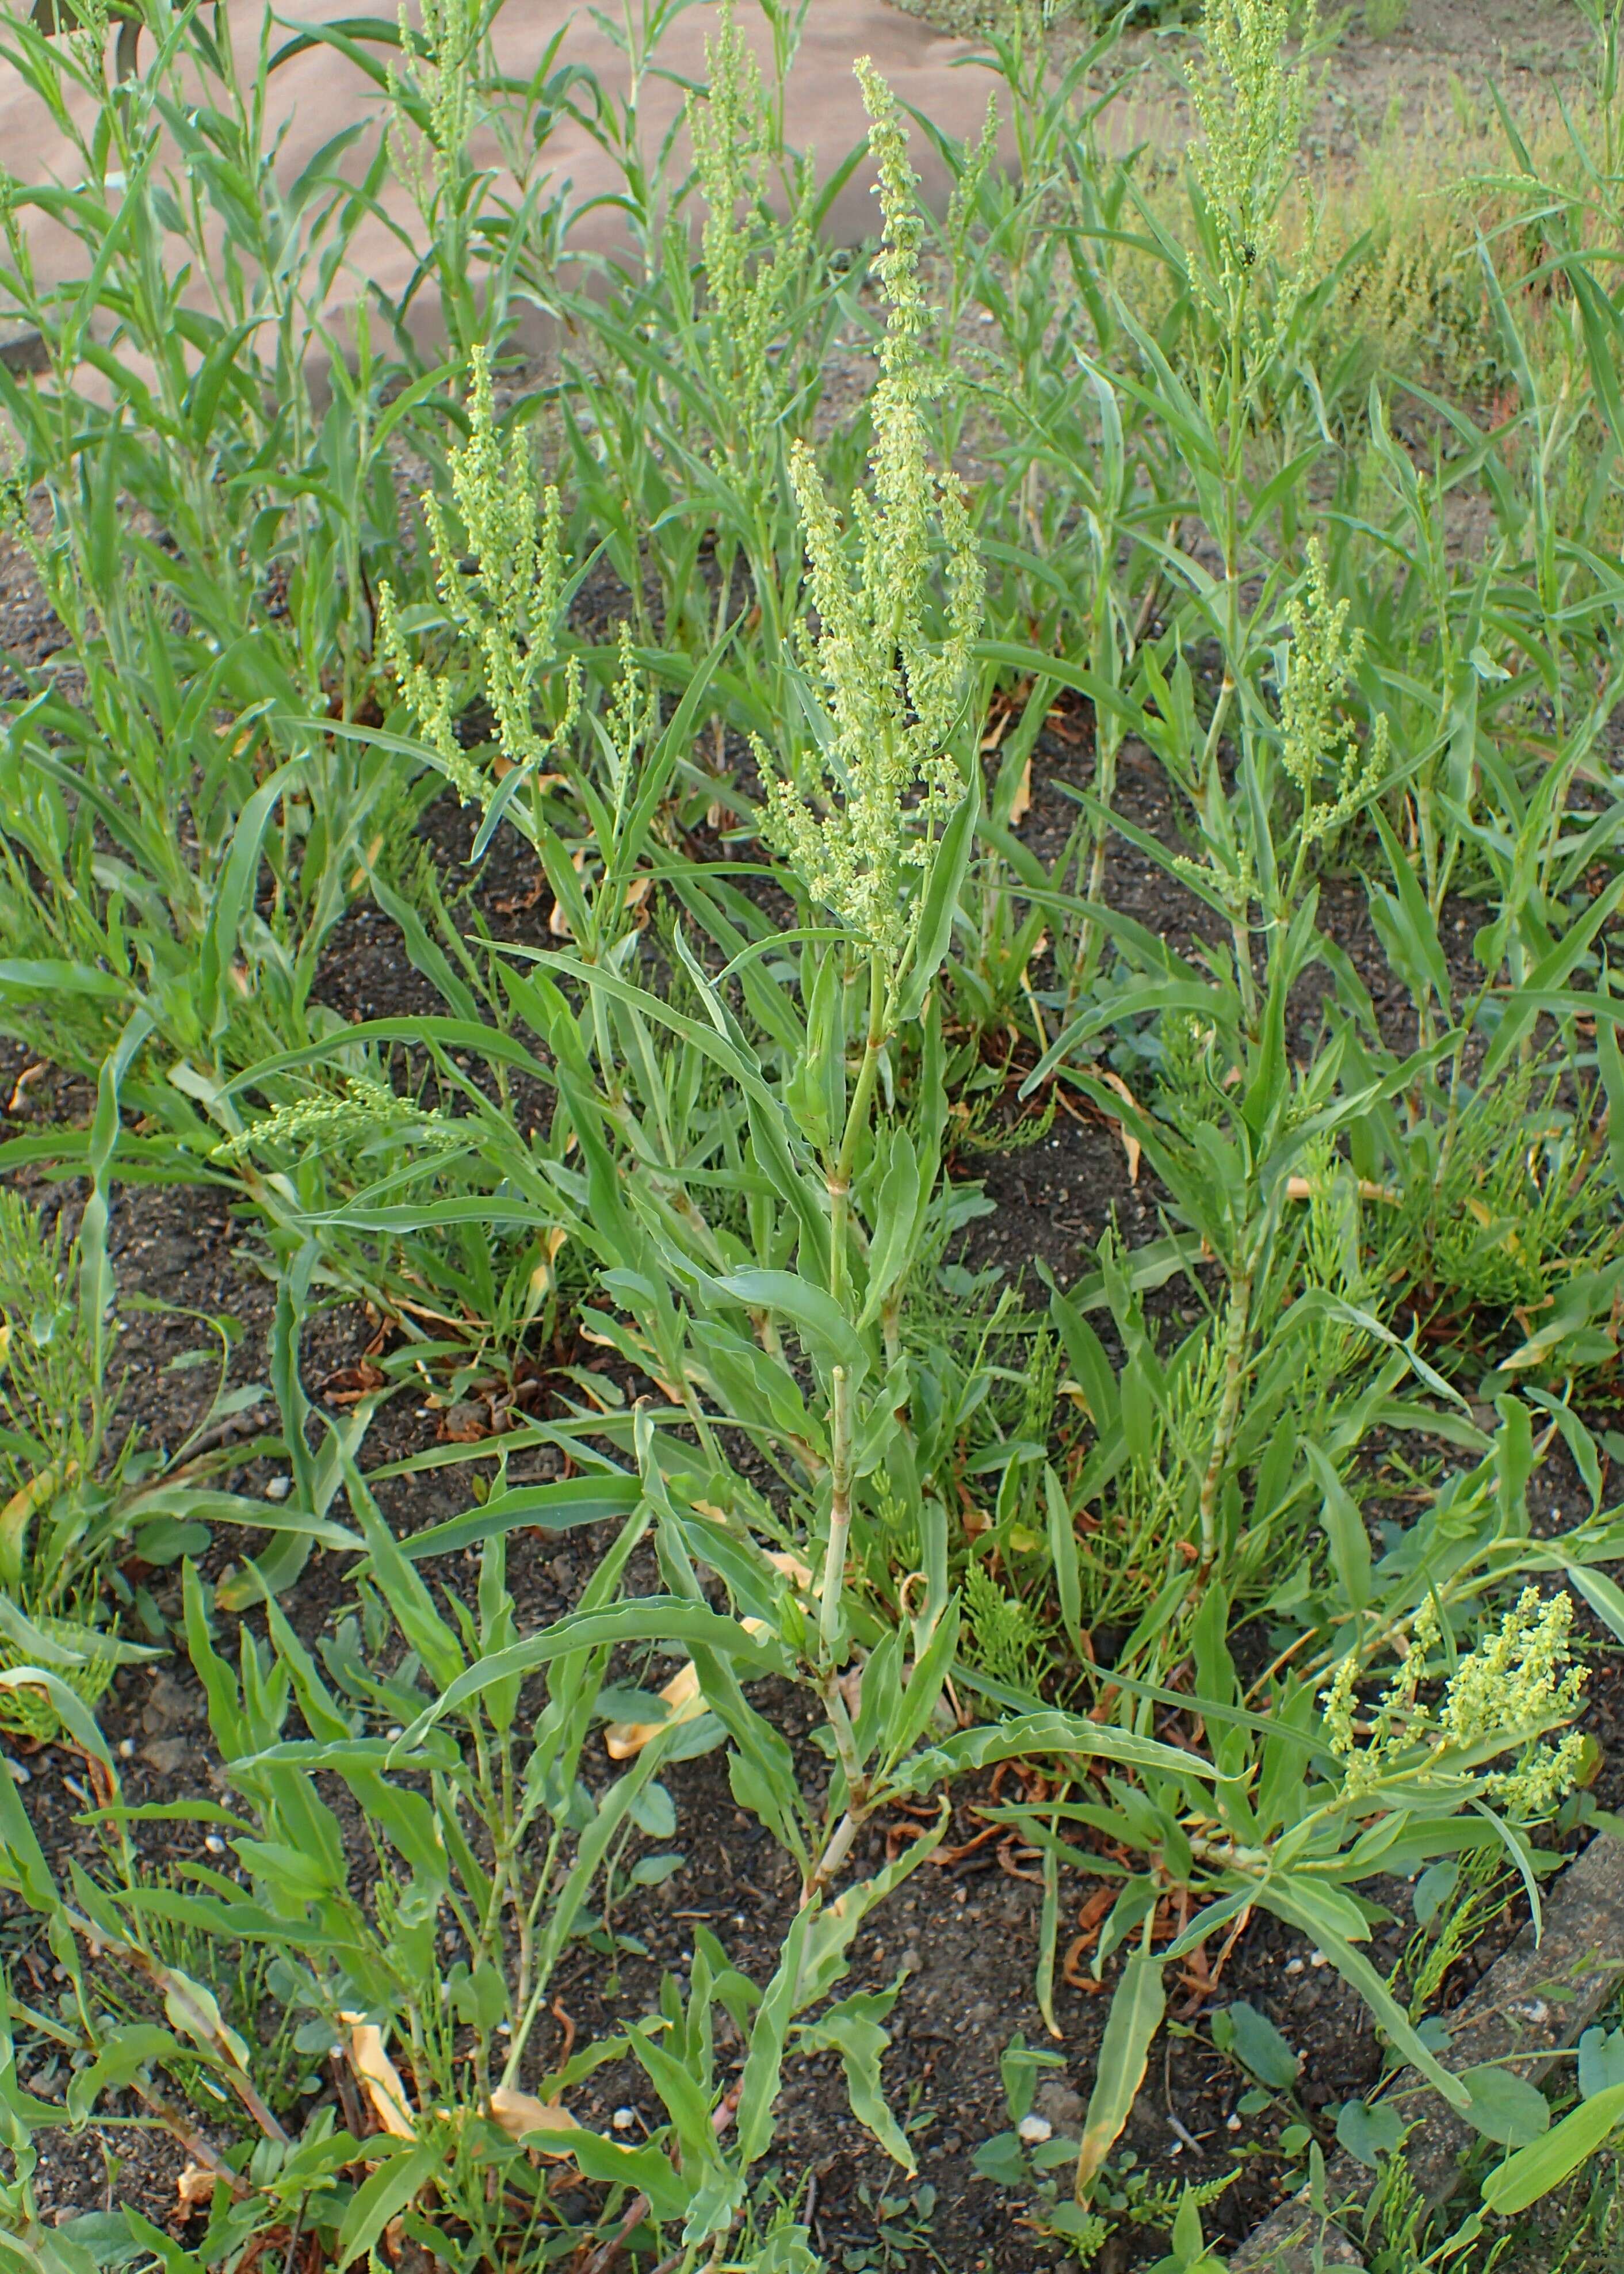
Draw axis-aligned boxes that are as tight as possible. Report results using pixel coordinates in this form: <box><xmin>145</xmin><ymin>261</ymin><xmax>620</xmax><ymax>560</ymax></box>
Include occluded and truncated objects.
<box><xmin>392</xmin><ymin>1600</ymin><xmax>784</xmax><ymax>1756</ymax></box>
<box><xmin>335</xmin><ymin>2138</ymin><xmax>443</xmax><ymax>2269</ymax></box>
<box><xmin>887</xmin><ymin>1712</ymin><xmax>1220</xmax><ymax>1797</ymax></box>
<box><xmin>0</xmin><ymin>1669</ymin><xmax>112</xmax><ymax>1763</ymax></box>
<box><xmin>1258</xmin><ymin>1879</ymin><xmax>1470</xmax><ymax>2111</ymax></box>
<box><xmin>385</xmin><ymin>1476</ymin><xmax>643</xmax><ymax>1564</ymax></box>
<box><xmin>1075</xmin><ymin>1951</ymin><xmax>1166</xmax><ymax>2200</ymax></box>
<box><xmin>899</xmin><ymin>773</ymin><xmax>980</xmax><ymax>1023</ymax></box>
<box><xmin>1481</xmin><ymin>2081</ymin><xmax>1624</xmax><ymax>2215</ymax></box>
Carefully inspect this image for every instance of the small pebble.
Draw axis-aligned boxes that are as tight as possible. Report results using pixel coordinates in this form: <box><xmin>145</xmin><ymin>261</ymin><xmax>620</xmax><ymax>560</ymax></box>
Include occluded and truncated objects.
<box><xmin>387</xmin><ymin>1726</ymin><xmax>403</xmax><ymax>1741</ymax></box>
<box><xmin>264</xmin><ymin>1474</ymin><xmax>292</xmax><ymax>1502</ymax></box>
<box><xmin>1017</xmin><ymin>2114</ymin><xmax>1053</xmax><ymax>2143</ymax></box>
<box><xmin>5</xmin><ymin>1758</ymin><xmax>30</xmax><ymax>1785</ymax></box>
<box><xmin>1226</xmin><ymin>2113</ymin><xmax>1243</xmax><ymax>2132</ymax></box>
<box><xmin>117</xmin><ymin>1738</ymin><xmax>135</xmax><ymax>1759</ymax></box>
<box><xmin>1285</xmin><ymin>1958</ymin><xmax>1304</xmax><ymax>1975</ymax></box>
<box><xmin>204</xmin><ymin>1835</ymin><xmax>226</xmax><ymax>1854</ymax></box>
<box><xmin>612</xmin><ymin>2108</ymin><xmax>636</xmax><ymax>2132</ymax></box>
<box><xmin>1309</xmin><ymin>1949</ymin><xmax>1329</xmax><ymax>1968</ymax></box>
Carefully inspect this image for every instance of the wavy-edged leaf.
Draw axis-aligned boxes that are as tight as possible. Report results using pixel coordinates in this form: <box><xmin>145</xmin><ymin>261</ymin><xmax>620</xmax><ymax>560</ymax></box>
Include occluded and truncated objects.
<box><xmin>393</xmin><ymin>1599</ymin><xmax>782</xmax><ymax>1756</ymax></box>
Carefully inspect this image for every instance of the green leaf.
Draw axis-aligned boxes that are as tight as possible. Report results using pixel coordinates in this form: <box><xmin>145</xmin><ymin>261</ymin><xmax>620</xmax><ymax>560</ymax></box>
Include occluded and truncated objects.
<box><xmin>1579</xmin><ymin>2026</ymin><xmax>1624</xmax><ymax>2100</ymax></box>
<box><xmin>64</xmin><ymin>2025</ymin><xmax>178</xmax><ymax>2123</ymax></box>
<box><xmin>566</xmin><ymin>2132</ymin><xmax>691</xmax><ymax>2223</ymax></box>
<box><xmin>394</xmin><ymin>1598</ymin><xmax>780</xmax><ymax>1754</ymax></box>
<box><xmin>857</xmin><ymin>1128</ymin><xmax>921</xmax><ymax>1330</ymax></box>
<box><xmin>1075</xmin><ymin>1951</ymin><xmax>1164</xmax><ymax>2199</ymax></box>
<box><xmin>1480</xmin><ymin>2081</ymin><xmax>1624</xmax><ymax>2215</ymax></box>
<box><xmin>1413</xmin><ymin>1862</ymin><xmax>1458</xmax><ymax>1928</ymax></box>
<box><xmin>1047</xmin><ymin>1281</ymin><xmax>1119</xmax><ymax>1428</ymax></box>
<box><xmin>626</xmin><ymin>2020</ymin><xmax>725</xmax><ymax>2178</ymax></box>
<box><xmin>1565</xmin><ymin>1563</ymin><xmax>1624</xmax><ymax>1647</ymax></box>
<box><xmin>1335</xmin><ymin>2099</ymin><xmax>1405</xmax><ymax>2169</ymax></box>
<box><xmin>886</xmin><ymin>1596</ymin><xmax>960</xmax><ymax>1765</ymax></box>
<box><xmin>0</xmin><ymin>1669</ymin><xmax>112</xmax><ymax>1762</ymax></box>
<box><xmin>801</xmin><ymin>1993</ymin><xmax>913</xmax><ymax>2169</ymax></box>
<box><xmin>335</xmin><ymin>2139</ymin><xmax>442</xmax><ymax>2268</ymax></box>
<box><xmin>1306</xmin><ymin>1443</ymin><xmax>1370</xmax><ymax>1612</ymax></box>
<box><xmin>119</xmin><ymin>2210</ymin><xmax>207</xmax><ymax>2274</ymax></box>
<box><xmin>1458</xmin><ymin>2063</ymin><xmax>1550</xmax><ymax>2147</ymax></box>
<box><xmin>971</xmin><ymin>2130</ymin><xmax>1029</xmax><ymax>2187</ymax></box>
<box><xmin>121</xmin><ymin>1486</ymin><xmax>360</xmax><ymax>1550</ymax></box>
<box><xmin>1369</xmin><ymin>812</ymin><xmax>1453</xmax><ymax>1013</ymax></box>
<box><xmin>343</xmin><ymin>1462</ymin><xmax>464</xmax><ymax>1688</ymax></box>
<box><xmin>158</xmin><ymin>1968</ymin><xmax>250</xmax><ymax>2071</ymax></box>
<box><xmin>733</xmin><ymin>1910</ymin><xmax>811</xmax><ymax>2168</ymax></box>
<box><xmin>1220</xmin><ymin>2001</ymin><xmax>1298</xmax><ymax>2091</ymax></box>
<box><xmin>887</xmin><ymin>1710</ymin><xmax>1219</xmax><ymax>1796</ymax></box>
<box><xmin>0</xmin><ymin>960</ymin><xmax>131</xmax><ymax>1000</ymax></box>
<box><xmin>715</xmin><ymin>1269</ymin><xmax>867</xmax><ymax>1379</ymax></box>
<box><xmin>899</xmin><ymin>773</ymin><xmax>980</xmax><ymax>1024</ymax></box>
<box><xmin>1256</xmin><ymin>1880</ymin><xmax>1470</xmax><ymax>2111</ymax></box>
<box><xmin>1045</xmin><ymin>1468</ymin><xmax>1082</xmax><ymax>1653</ymax></box>
<box><xmin>388</xmin><ymin>1475</ymin><xmax>641</xmax><ymax>1563</ymax></box>
<box><xmin>199</xmin><ymin>761</ymin><xmax>308</xmax><ymax>1042</ymax></box>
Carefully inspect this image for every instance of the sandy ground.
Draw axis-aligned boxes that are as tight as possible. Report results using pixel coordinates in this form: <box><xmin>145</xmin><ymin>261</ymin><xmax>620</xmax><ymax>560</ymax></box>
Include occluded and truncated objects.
<box><xmin>0</xmin><ymin>0</ymin><xmax>1163</xmax><ymax>367</ymax></box>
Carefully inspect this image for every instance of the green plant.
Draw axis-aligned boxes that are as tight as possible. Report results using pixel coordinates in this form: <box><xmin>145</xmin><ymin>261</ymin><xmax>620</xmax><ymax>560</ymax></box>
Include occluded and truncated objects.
<box><xmin>0</xmin><ymin>1040</ymin><xmax>357</xmax><ymax>1736</ymax></box>
<box><xmin>0</xmin><ymin>1180</ymin><xmax>160</xmax><ymax>1735</ymax></box>
<box><xmin>10</xmin><ymin>0</ymin><xmax>1624</xmax><ymax>2252</ymax></box>
<box><xmin>979</xmin><ymin>1394</ymin><xmax>1624</xmax><ymax>2200</ymax></box>
<box><xmin>0</xmin><ymin>1459</ymin><xmax>794</xmax><ymax>2265</ymax></box>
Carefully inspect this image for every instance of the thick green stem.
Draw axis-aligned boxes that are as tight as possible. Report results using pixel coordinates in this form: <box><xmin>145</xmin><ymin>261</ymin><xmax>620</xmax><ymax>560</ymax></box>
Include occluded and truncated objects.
<box><xmin>802</xmin><ymin>1804</ymin><xmax>865</xmax><ymax>1907</ymax></box>
<box><xmin>819</xmin><ymin>1361</ymin><xmax>854</xmax><ymax>1654</ymax></box>
<box><xmin>819</xmin><ymin>954</ymin><xmax>888</xmax><ymax>1655</ymax></box>
<box><xmin>836</xmin><ymin>955</ymin><xmax>889</xmax><ymax>1198</ymax></box>
<box><xmin>1197</xmin><ymin>1266</ymin><xmax>1252</xmax><ymax>1582</ymax></box>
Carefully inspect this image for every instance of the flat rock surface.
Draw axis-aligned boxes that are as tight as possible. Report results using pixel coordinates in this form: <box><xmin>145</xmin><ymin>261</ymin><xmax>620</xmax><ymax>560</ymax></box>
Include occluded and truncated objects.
<box><xmin>1232</xmin><ymin>1829</ymin><xmax>1624</xmax><ymax>2274</ymax></box>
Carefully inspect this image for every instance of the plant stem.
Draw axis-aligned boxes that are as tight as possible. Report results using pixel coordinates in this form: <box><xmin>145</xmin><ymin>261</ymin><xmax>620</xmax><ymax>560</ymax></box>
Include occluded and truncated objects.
<box><xmin>1196</xmin><ymin>1265</ymin><xmax>1253</xmax><ymax>1583</ymax></box>
<box><xmin>820</xmin><ymin>952</ymin><xmax>888</xmax><ymax>1655</ymax></box>
<box><xmin>819</xmin><ymin>1361</ymin><xmax>854</xmax><ymax>1654</ymax></box>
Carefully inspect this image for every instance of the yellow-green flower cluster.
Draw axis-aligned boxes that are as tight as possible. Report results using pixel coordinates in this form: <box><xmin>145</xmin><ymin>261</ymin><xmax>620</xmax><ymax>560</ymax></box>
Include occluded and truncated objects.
<box><xmin>1188</xmin><ymin>0</ymin><xmax>1311</xmax><ymax>321</ymax></box>
<box><xmin>215</xmin><ymin>1075</ymin><xmax>460</xmax><ymax>1163</ymax></box>
<box><xmin>1321</xmin><ymin>1588</ymin><xmax>1588</xmax><ymax>1820</ymax></box>
<box><xmin>1442</xmin><ymin>1586</ymin><xmax>1588</xmax><ymax>1813</ymax></box>
<box><xmin>687</xmin><ymin>2</ymin><xmax>815</xmax><ymax>472</ymax></box>
<box><xmin>1281</xmin><ymin>540</ymin><xmax>1386</xmax><ymax>846</ymax></box>
<box><xmin>389</xmin><ymin>0</ymin><xmax>479</xmax><ymax>212</ymax></box>
<box><xmin>761</xmin><ymin>60</ymin><xmax>983</xmax><ymax>975</ymax></box>
<box><xmin>378</xmin><ymin>346</ymin><xmax>580</xmax><ymax>804</ymax></box>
